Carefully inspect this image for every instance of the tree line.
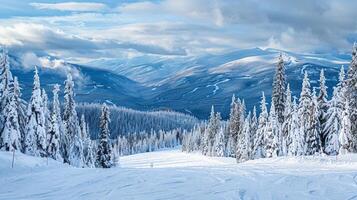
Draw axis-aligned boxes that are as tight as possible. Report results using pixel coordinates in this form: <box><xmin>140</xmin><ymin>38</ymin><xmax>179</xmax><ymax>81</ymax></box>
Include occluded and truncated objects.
<box><xmin>0</xmin><ymin>49</ymin><xmax>189</xmax><ymax>168</ymax></box>
<box><xmin>183</xmin><ymin>44</ymin><xmax>357</xmax><ymax>162</ymax></box>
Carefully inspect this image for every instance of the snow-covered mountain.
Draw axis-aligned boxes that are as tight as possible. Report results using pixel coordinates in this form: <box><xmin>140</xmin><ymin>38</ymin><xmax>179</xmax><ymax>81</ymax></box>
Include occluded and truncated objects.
<box><xmin>11</xmin><ymin>48</ymin><xmax>351</xmax><ymax>119</ymax></box>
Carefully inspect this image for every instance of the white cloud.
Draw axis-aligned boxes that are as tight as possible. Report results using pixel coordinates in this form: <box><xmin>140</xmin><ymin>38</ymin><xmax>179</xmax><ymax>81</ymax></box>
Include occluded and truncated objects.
<box><xmin>30</xmin><ymin>2</ymin><xmax>108</xmax><ymax>12</ymax></box>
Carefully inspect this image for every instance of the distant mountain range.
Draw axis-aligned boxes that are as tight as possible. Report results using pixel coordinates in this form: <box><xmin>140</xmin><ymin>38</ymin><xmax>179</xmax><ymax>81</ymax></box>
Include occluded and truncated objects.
<box><xmin>9</xmin><ymin>48</ymin><xmax>351</xmax><ymax>119</ymax></box>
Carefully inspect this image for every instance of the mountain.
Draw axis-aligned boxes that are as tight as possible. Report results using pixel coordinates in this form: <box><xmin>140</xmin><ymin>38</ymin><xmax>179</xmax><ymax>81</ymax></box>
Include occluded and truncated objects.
<box><xmin>9</xmin><ymin>48</ymin><xmax>351</xmax><ymax>119</ymax></box>
<box><xmin>86</xmin><ymin>48</ymin><xmax>350</xmax><ymax>119</ymax></box>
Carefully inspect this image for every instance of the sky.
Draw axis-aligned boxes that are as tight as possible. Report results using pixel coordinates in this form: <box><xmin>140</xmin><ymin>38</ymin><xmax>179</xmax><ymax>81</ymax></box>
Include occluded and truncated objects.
<box><xmin>0</xmin><ymin>0</ymin><xmax>356</xmax><ymax>64</ymax></box>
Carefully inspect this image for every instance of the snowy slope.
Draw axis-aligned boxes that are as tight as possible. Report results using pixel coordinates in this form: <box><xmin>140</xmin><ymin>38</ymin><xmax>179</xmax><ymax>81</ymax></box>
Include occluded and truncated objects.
<box><xmin>1</xmin><ymin>150</ymin><xmax>357</xmax><ymax>200</ymax></box>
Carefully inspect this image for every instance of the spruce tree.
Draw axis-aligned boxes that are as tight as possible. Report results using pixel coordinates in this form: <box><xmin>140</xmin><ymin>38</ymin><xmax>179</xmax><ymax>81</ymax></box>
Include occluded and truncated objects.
<box><xmin>96</xmin><ymin>104</ymin><xmax>113</xmax><ymax>168</ymax></box>
<box><xmin>305</xmin><ymin>89</ymin><xmax>321</xmax><ymax>155</ymax></box>
<box><xmin>63</xmin><ymin>73</ymin><xmax>81</xmax><ymax>163</ymax></box>
<box><xmin>324</xmin><ymin>87</ymin><xmax>342</xmax><ymax>155</ymax></box>
<box><xmin>339</xmin><ymin>99</ymin><xmax>353</xmax><ymax>154</ymax></box>
<box><xmin>236</xmin><ymin>113</ymin><xmax>250</xmax><ymax>162</ymax></box>
<box><xmin>282</xmin><ymin>84</ymin><xmax>293</xmax><ymax>156</ymax></box>
<box><xmin>0</xmin><ymin>50</ymin><xmax>13</xmax><ymax>148</ymax></box>
<box><xmin>1</xmin><ymin>92</ymin><xmax>21</xmax><ymax>151</ymax></box>
<box><xmin>228</xmin><ymin>95</ymin><xmax>240</xmax><ymax>157</ymax></box>
<box><xmin>249</xmin><ymin>106</ymin><xmax>258</xmax><ymax>158</ymax></box>
<box><xmin>47</xmin><ymin>109</ymin><xmax>62</xmax><ymax>161</ymax></box>
<box><xmin>346</xmin><ymin>43</ymin><xmax>357</xmax><ymax>152</ymax></box>
<box><xmin>24</xmin><ymin>67</ymin><xmax>47</xmax><ymax>157</ymax></box>
<box><xmin>318</xmin><ymin>69</ymin><xmax>328</xmax><ymax>149</ymax></box>
<box><xmin>252</xmin><ymin>92</ymin><xmax>268</xmax><ymax>159</ymax></box>
<box><xmin>214</xmin><ymin>126</ymin><xmax>225</xmax><ymax>157</ymax></box>
<box><xmin>265</xmin><ymin>103</ymin><xmax>279</xmax><ymax>158</ymax></box>
<box><xmin>13</xmin><ymin>77</ymin><xmax>27</xmax><ymax>151</ymax></box>
<box><xmin>288</xmin><ymin>99</ymin><xmax>304</xmax><ymax>156</ymax></box>
<box><xmin>298</xmin><ymin>71</ymin><xmax>313</xmax><ymax>155</ymax></box>
<box><xmin>272</xmin><ymin>53</ymin><xmax>286</xmax><ymax>124</ymax></box>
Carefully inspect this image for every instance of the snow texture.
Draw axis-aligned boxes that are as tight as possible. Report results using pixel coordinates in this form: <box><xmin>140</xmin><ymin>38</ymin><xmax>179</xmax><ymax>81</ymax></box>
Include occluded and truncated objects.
<box><xmin>1</xmin><ymin>149</ymin><xmax>357</xmax><ymax>200</ymax></box>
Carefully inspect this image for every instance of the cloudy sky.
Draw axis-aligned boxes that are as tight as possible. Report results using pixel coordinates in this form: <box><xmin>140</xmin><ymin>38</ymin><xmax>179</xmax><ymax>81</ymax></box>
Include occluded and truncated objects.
<box><xmin>0</xmin><ymin>0</ymin><xmax>356</xmax><ymax>63</ymax></box>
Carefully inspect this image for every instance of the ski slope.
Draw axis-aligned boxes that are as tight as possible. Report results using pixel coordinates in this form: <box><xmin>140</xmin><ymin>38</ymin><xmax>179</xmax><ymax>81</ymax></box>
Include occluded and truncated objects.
<box><xmin>1</xmin><ymin>149</ymin><xmax>357</xmax><ymax>200</ymax></box>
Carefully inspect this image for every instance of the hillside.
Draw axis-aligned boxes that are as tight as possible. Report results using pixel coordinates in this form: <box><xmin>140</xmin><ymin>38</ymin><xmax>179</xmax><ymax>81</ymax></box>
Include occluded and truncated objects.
<box><xmin>1</xmin><ymin>149</ymin><xmax>357</xmax><ymax>200</ymax></box>
<box><xmin>9</xmin><ymin>48</ymin><xmax>351</xmax><ymax>119</ymax></box>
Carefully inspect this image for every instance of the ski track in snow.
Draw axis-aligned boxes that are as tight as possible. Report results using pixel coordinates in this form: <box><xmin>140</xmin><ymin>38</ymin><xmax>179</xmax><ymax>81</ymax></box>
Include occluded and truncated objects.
<box><xmin>206</xmin><ymin>79</ymin><xmax>230</xmax><ymax>96</ymax></box>
<box><xmin>1</xmin><ymin>149</ymin><xmax>357</xmax><ymax>200</ymax></box>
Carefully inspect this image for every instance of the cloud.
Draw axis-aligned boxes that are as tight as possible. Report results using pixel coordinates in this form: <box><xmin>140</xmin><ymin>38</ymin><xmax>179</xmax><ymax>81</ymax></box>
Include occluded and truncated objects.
<box><xmin>1</xmin><ymin>0</ymin><xmax>357</xmax><ymax>64</ymax></box>
<box><xmin>30</xmin><ymin>2</ymin><xmax>108</xmax><ymax>12</ymax></box>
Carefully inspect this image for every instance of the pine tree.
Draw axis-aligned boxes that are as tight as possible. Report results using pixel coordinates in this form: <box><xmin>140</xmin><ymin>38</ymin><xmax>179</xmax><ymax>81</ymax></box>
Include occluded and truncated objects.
<box><xmin>318</xmin><ymin>69</ymin><xmax>328</xmax><ymax>149</ymax></box>
<box><xmin>281</xmin><ymin>84</ymin><xmax>293</xmax><ymax>156</ymax></box>
<box><xmin>252</xmin><ymin>92</ymin><xmax>268</xmax><ymax>159</ymax></box>
<box><xmin>272</xmin><ymin>53</ymin><xmax>286</xmax><ymax>124</ymax></box>
<box><xmin>324</xmin><ymin>87</ymin><xmax>342</xmax><ymax>155</ymax></box>
<box><xmin>339</xmin><ymin>99</ymin><xmax>353</xmax><ymax>154</ymax></box>
<box><xmin>81</xmin><ymin>114</ymin><xmax>95</xmax><ymax>167</ymax></box>
<box><xmin>0</xmin><ymin>49</ymin><xmax>13</xmax><ymax>148</ymax></box>
<box><xmin>52</xmin><ymin>84</ymin><xmax>67</xmax><ymax>160</ymax></box>
<box><xmin>63</xmin><ymin>73</ymin><xmax>81</xmax><ymax>163</ymax></box>
<box><xmin>204</xmin><ymin>106</ymin><xmax>220</xmax><ymax>156</ymax></box>
<box><xmin>42</xmin><ymin>89</ymin><xmax>50</xmax><ymax>133</ymax></box>
<box><xmin>305</xmin><ymin>89</ymin><xmax>321</xmax><ymax>155</ymax></box>
<box><xmin>236</xmin><ymin>114</ymin><xmax>250</xmax><ymax>162</ymax></box>
<box><xmin>13</xmin><ymin>77</ymin><xmax>27</xmax><ymax>151</ymax></box>
<box><xmin>228</xmin><ymin>95</ymin><xmax>240</xmax><ymax>157</ymax></box>
<box><xmin>288</xmin><ymin>99</ymin><xmax>305</xmax><ymax>156</ymax></box>
<box><xmin>1</xmin><ymin>92</ymin><xmax>21</xmax><ymax>151</ymax></box>
<box><xmin>265</xmin><ymin>103</ymin><xmax>279</xmax><ymax>158</ymax></box>
<box><xmin>249</xmin><ymin>106</ymin><xmax>258</xmax><ymax>158</ymax></box>
<box><xmin>298</xmin><ymin>71</ymin><xmax>313</xmax><ymax>155</ymax></box>
<box><xmin>96</xmin><ymin>104</ymin><xmax>113</xmax><ymax>168</ymax></box>
<box><xmin>46</xmin><ymin>109</ymin><xmax>62</xmax><ymax>161</ymax></box>
<box><xmin>346</xmin><ymin>43</ymin><xmax>357</xmax><ymax>152</ymax></box>
<box><xmin>24</xmin><ymin>67</ymin><xmax>47</xmax><ymax>157</ymax></box>
<box><xmin>214</xmin><ymin>126</ymin><xmax>225</xmax><ymax>157</ymax></box>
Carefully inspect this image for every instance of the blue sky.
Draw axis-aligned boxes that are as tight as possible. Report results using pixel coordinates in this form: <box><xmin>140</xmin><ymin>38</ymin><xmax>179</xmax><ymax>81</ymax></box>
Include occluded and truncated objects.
<box><xmin>0</xmin><ymin>0</ymin><xmax>356</xmax><ymax>64</ymax></box>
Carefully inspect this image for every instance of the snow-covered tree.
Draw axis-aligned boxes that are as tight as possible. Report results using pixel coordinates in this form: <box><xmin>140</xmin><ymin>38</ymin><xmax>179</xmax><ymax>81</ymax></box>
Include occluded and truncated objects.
<box><xmin>298</xmin><ymin>72</ymin><xmax>315</xmax><ymax>155</ymax></box>
<box><xmin>13</xmin><ymin>77</ymin><xmax>27</xmax><ymax>151</ymax></box>
<box><xmin>24</xmin><ymin>67</ymin><xmax>47</xmax><ymax>157</ymax></box>
<box><xmin>324</xmin><ymin>87</ymin><xmax>342</xmax><ymax>155</ymax></box>
<box><xmin>272</xmin><ymin>53</ymin><xmax>286</xmax><ymax>124</ymax></box>
<box><xmin>52</xmin><ymin>84</ymin><xmax>67</xmax><ymax>160</ymax></box>
<box><xmin>318</xmin><ymin>69</ymin><xmax>328</xmax><ymax>149</ymax></box>
<box><xmin>346</xmin><ymin>43</ymin><xmax>357</xmax><ymax>152</ymax></box>
<box><xmin>96</xmin><ymin>104</ymin><xmax>113</xmax><ymax>168</ymax></box>
<box><xmin>288</xmin><ymin>99</ymin><xmax>305</xmax><ymax>156</ymax></box>
<box><xmin>265</xmin><ymin>103</ymin><xmax>279</xmax><ymax>158</ymax></box>
<box><xmin>305</xmin><ymin>89</ymin><xmax>321</xmax><ymax>155</ymax></box>
<box><xmin>281</xmin><ymin>84</ymin><xmax>293</xmax><ymax>156</ymax></box>
<box><xmin>1</xmin><ymin>92</ymin><xmax>21</xmax><ymax>151</ymax></box>
<box><xmin>339</xmin><ymin>99</ymin><xmax>353</xmax><ymax>154</ymax></box>
<box><xmin>203</xmin><ymin>106</ymin><xmax>221</xmax><ymax>156</ymax></box>
<box><xmin>46</xmin><ymin>109</ymin><xmax>62</xmax><ymax>161</ymax></box>
<box><xmin>63</xmin><ymin>73</ymin><xmax>81</xmax><ymax>163</ymax></box>
<box><xmin>0</xmin><ymin>49</ymin><xmax>13</xmax><ymax>148</ymax></box>
<box><xmin>249</xmin><ymin>106</ymin><xmax>257</xmax><ymax>158</ymax></box>
<box><xmin>236</xmin><ymin>113</ymin><xmax>250</xmax><ymax>162</ymax></box>
<box><xmin>252</xmin><ymin>92</ymin><xmax>268</xmax><ymax>159</ymax></box>
<box><xmin>228</xmin><ymin>95</ymin><xmax>241</xmax><ymax>157</ymax></box>
<box><xmin>214</xmin><ymin>126</ymin><xmax>225</xmax><ymax>157</ymax></box>
<box><xmin>68</xmin><ymin>125</ymin><xmax>85</xmax><ymax>167</ymax></box>
<box><xmin>81</xmin><ymin>114</ymin><xmax>95</xmax><ymax>167</ymax></box>
<box><xmin>41</xmin><ymin>89</ymin><xmax>50</xmax><ymax>133</ymax></box>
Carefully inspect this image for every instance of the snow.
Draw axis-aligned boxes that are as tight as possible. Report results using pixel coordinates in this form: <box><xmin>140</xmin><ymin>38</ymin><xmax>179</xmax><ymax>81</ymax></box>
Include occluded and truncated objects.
<box><xmin>1</xmin><ymin>149</ymin><xmax>357</xmax><ymax>200</ymax></box>
<box><xmin>206</xmin><ymin>79</ymin><xmax>230</xmax><ymax>96</ymax></box>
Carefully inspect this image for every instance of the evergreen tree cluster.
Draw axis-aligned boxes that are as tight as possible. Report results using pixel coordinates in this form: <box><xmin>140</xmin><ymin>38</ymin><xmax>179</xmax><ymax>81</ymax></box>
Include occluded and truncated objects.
<box><xmin>183</xmin><ymin>45</ymin><xmax>357</xmax><ymax>162</ymax></box>
<box><xmin>0</xmin><ymin>48</ymin><xmax>193</xmax><ymax>168</ymax></box>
